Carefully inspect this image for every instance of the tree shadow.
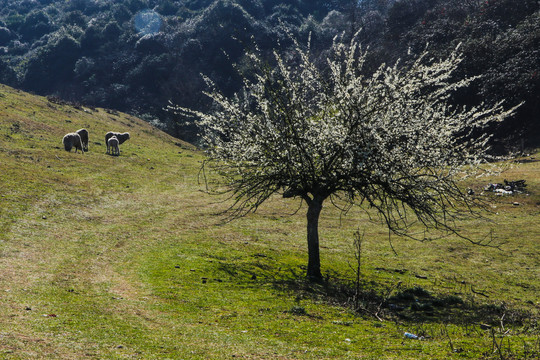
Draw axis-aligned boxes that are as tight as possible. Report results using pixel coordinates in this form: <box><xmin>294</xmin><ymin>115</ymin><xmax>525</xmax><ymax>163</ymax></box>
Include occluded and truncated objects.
<box><xmin>215</xmin><ymin>260</ymin><xmax>536</xmax><ymax>329</ymax></box>
<box><xmin>280</xmin><ymin>274</ymin><xmax>537</xmax><ymax>329</ymax></box>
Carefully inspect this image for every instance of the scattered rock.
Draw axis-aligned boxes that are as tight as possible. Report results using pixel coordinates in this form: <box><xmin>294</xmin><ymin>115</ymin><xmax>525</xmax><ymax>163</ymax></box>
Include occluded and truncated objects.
<box><xmin>404</xmin><ymin>332</ymin><xmax>420</xmax><ymax>339</ymax></box>
<box><xmin>484</xmin><ymin>179</ymin><xmax>527</xmax><ymax>195</ymax></box>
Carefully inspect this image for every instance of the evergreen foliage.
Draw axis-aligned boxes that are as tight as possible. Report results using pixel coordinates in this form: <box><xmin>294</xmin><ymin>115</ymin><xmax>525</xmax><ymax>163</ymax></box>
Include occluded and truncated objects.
<box><xmin>0</xmin><ymin>0</ymin><xmax>538</xmax><ymax>148</ymax></box>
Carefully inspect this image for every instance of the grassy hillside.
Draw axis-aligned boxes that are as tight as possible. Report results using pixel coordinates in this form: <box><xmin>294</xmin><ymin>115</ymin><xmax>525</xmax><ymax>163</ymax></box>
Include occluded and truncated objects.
<box><xmin>0</xmin><ymin>84</ymin><xmax>539</xmax><ymax>359</ymax></box>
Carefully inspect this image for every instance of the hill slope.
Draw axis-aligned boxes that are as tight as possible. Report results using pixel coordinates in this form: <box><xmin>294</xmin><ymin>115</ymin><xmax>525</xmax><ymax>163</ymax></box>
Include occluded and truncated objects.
<box><xmin>0</xmin><ymin>85</ymin><xmax>539</xmax><ymax>359</ymax></box>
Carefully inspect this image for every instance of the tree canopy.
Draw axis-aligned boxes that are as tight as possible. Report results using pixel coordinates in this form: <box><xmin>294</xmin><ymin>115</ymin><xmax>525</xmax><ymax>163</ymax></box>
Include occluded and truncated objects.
<box><xmin>170</xmin><ymin>34</ymin><xmax>519</xmax><ymax>281</ymax></box>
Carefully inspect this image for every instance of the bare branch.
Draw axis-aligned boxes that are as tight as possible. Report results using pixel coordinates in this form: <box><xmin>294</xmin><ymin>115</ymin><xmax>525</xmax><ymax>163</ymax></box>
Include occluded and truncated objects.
<box><xmin>169</xmin><ymin>32</ymin><xmax>519</xmax><ymax>277</ymax></box>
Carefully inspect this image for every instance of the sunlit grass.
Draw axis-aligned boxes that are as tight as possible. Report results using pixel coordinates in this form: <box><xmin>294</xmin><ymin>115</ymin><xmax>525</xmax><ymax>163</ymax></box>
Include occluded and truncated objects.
<box><xmin>0</xmin><ymin>84</ymin><xmax>538</xmax><ymax>359</ymax></box>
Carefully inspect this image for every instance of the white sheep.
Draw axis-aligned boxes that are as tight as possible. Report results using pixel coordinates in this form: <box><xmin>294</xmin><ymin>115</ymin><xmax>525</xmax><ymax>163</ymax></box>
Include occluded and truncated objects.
<box><xmin>76</xmin><ymin>128</ymin><xmax>89</xmax><ymax>152</ymax></box>
<box><xmin>62</xmin><ymin>132</ymin><xmax>84</xmax><ymax>154</ymax></box>
<box><xmin>107</xmin><ymin>135</ymin><xmax>120</xmax><ymax>156</ymax></box>
<box><xmin>105</xmin><ymin>131</ymin><xmax>130</xmax><ymax>153</ymax></box>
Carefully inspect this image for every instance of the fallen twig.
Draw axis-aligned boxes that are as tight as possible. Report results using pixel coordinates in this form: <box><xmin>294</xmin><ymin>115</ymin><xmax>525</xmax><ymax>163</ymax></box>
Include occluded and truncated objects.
<box><xmin>471</xmin><ymin>286</ymin><xmax>489</xmax><ymax>298</ymax></box>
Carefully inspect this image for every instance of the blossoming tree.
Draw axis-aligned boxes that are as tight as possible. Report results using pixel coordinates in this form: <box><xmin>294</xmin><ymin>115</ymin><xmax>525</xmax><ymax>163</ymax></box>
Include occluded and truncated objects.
<box><xmin>170</xmin><ymin>35</ymin><xmax>518</xmax><ymax>282</ymax></box>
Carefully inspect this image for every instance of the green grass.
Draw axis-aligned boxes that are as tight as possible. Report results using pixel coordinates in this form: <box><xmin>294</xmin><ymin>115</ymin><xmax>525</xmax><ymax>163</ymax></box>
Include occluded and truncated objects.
<box><xmin>0</xmin><ymin>84</ymin><xmax>539</xmax><ymax>359</ymax></box>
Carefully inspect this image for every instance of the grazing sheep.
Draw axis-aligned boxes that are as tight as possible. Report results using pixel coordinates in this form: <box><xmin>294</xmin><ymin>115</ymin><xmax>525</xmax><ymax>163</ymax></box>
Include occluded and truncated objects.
<box><xmin>105</xmin><ymin>131</ymin><xmax>130</xmax><ymax>153</ymax></box>
<box><xmin>62</xmin><ymin>132</ymin><xmax>84</xmax><ymax>153</ymax></box>
<box><xmin>107</xmin><ymin>135</ymin><xmax>120</xmax><ymax>156</ymax></box>
<box><xmin>76</xmin><ymin>128</ymin><xmax>89</xmax><ymax>151</ymax></box>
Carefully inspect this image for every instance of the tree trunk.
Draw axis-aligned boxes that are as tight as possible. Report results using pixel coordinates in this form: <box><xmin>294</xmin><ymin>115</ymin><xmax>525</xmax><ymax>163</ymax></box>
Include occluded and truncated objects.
<box><xmin>306</xmin><ymin>196</ymin><xmax>324</xmax><ymax>282</ymax></box>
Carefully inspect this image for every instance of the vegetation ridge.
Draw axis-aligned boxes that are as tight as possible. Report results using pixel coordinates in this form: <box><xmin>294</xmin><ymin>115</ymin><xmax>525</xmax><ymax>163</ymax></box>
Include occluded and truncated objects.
<box><xmin>0</xmin><ymin>0</ymin><xmax>538</xmax><ymax>148</ymax></box>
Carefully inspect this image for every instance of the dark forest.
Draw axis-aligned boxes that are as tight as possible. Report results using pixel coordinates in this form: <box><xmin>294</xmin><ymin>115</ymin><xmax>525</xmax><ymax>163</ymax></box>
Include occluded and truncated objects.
<box><xmin>0</xmin><ymin>0</ymin><xmax>538</xmax><ymax>150</ymax></box>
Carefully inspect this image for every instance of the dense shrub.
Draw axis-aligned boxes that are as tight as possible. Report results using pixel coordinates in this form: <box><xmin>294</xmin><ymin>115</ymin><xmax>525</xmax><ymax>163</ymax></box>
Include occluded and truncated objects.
<box><xmin>0</xmin><ymin>26</ymin><xmax>12</xmax><ymax>45</ymax></box>
<box><xmin>19</xmin><ymin>9</ymin><xmax>54</xmax><ymax>40</ymax></box>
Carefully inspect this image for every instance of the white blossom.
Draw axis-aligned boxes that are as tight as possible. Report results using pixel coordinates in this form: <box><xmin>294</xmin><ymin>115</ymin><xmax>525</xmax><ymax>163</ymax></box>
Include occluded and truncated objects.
<box><xmin>168</xmin><ymin>34</ymin><xmax>519</xmax><ymax>261</ymax></box>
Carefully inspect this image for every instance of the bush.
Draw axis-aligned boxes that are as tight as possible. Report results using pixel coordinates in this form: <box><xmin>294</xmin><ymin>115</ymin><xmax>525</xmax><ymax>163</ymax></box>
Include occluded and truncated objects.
<box><xmin>19</xmin><ymin>10</ymin><xmax>54</xmax><ymax>41</ymax></box>
<box><xmin>22</xmin><ymin>31</ymin><xmax>81</xmax><ymax>92</ymax></box>
<box><xmin>0</xmin><ymin>26</ymin><xmax>12</xmax><ymax>45</ymax></box>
